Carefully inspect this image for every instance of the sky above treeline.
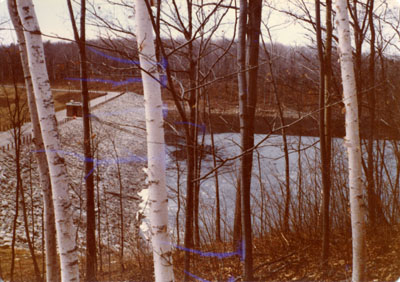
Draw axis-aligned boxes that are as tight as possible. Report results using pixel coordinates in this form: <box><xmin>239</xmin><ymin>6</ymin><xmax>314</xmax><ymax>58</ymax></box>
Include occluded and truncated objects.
<box><xmin>1</xmin><ymin>0</ymin><xmax>400</xmax><ymax>48</ymax></box>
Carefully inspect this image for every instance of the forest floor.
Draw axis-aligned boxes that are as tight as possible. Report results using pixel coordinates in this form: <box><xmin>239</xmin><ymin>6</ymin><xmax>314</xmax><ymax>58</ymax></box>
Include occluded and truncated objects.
<box><xmin>1</xmin><ymin>224</ymin><xmax>399</xmax><ymax>281</ymax></box>
<box><xmin>168</xmin><ymin>226</ymin><xmax>400</xmax><ymax>281</ymax></box>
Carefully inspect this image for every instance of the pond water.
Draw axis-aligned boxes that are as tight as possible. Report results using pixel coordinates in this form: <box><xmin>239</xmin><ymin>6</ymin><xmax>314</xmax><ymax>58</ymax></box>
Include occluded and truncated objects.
<box><xmin>139</xmin><ymin>133</ymin><xmax>398</xmax><ymax>243</ymax></box>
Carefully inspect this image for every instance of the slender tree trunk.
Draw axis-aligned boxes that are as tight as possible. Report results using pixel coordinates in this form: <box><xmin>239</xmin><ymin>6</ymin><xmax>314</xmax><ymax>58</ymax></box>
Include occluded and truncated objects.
<box><xmin>297</xmin><ymin>133</ymin><xmax>303</xmax><ymax>229</ymax></box>
<box><xmin>316</xmin><ymin>0</ymin><xmax>332</xmax><ymax>266</ymax></box>
<box><xmin>134</xmin><ymin>1</ymin><xmax>175</xmax><ymax>281</ymax></box>
<box><xmin>206</xmin><ymin>92</ymin><xmax>221</xmax><ymax>242</ymax></box>
<box><xmin>29</xmin><ymin>157</ymin><xmax>36</xmax><ymax>256</ymax></box>
<box><xmin>262</xmin><ymin>31</ymin><xmax>290</xmax><ymax>233</ymax></box>
<box><xmin>270</xmin><ymin>98</ymin><xmax>291</xmax><ymax>232</ymax></box>
<box><xmin>193</xmin><ymin>74</ymin><xmax>201</xmax><ymax>249</ymax></box>
<box><xmin>18</xmin><ymin>171</ymin><xmax>42</xmax><ymax>281</ymax></box>
<box><xmin>10</xmin><ymin>171</ymin><xmax>20</xmax><ymax>282</ymax></box>
<box><xmin>107</xmin><ymin>139</ymin><xmax>125</xmax><ymax>272</ymax></box>
<box><xmin>335</xmin><ymin>0</ymin><xmax>367</xmax><ymax>280</ymax></box>
<box><xmin>7</xmin><ymin>1</ymin><xmax>60</xmax><ymax>281</ymax></box>
<box><xmin>6</xmin><ymin>45</ymin><xmax>42</xmax><ymax>281</ymax></box>
<box><xmin>237</xmin><ymin>1</ymin><xmax>262</xmax><ymax>279</ymax></box>
<box><xmin>80</xmin><ymin>17</ymin><xmax>97</xmax><ymax>282</ymax></box>
<box><xmin>323</xmin><ymin>0</ymin><xmax>333</xmax><ymax>265</ymax></box>
<box><xmin>351</xmin><ymin>0</ymin><xmax>364</xmax><ymax>119</ymax></box>
<box><xmin>95</xmin><ymin>156</ymin><xmax>103</xmax><ymax>274</ymax></box>
<box><xmin>236</xmin><ymin>0</ymin><xmax>248</xmax><ymax>275</ymax></box>
<box><xmin>110</xmin><ymin>142</ymin><xmax>125</xmax><ymax>272</ymax></box>
<box><xmin>367</xmin><ymin>0</ymin><xmax>377</xmax><ymax>227</ymax></box>
<box><xmin>117</xmin><ymin>162</ymin><xmax>125</xmax><ymax>272</ymax></box>
<box><xmin>12</xmin><ymin>85</ymin><xmax>40</xmax><ymax>281</ymax></box>
<box><xmin>194</xmin><ymin>121</ymin><xmax>205</xmax><ymax>247</ymax></box>
<box><xmin>233</xmin><ymin>177</ymin><xmax>241</xmax><ymax>248</ymax></box>
<box><xmin>176</xmin><ymin>159</ymin><xmax>181</xmax><ymax>246</ymax></box>
<box><xmin>9</xmin><ymin>82</ymin><xmax>41</xmax><ymax>281</ymax></box>
<box><xmin>16</xmin><ymin>1</ymin><xmax>79</xmax><ymax>280</ymax></box>
<box><xmin>183</xmin><ymin>1</ymin><xmax>198</xmax><ymax>278</ymax></box>
<box><xmin>66</xmin><ymin>1</ymin><xmax>97</xmax><ymax>278</ymax></box>
<box><xmin>184</xmin><ymin>138</ymin><xmax>195</xmax><ymax>280</ymax></box>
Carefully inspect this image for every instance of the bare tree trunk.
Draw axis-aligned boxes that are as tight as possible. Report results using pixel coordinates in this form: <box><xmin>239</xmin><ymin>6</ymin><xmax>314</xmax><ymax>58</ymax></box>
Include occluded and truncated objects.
<box><xmin>366</xmin><ymin>0</ymin><xmax>377</xmax><ymax>227</ymax></box>
<box><xmin>261</xmin><ymin>29</ymin><xmax>290</xmax><ymax>233</ymax></box>
<box><xmin>111</xmin><ymin>141</ymin><xmax>125</xmax><ymax>272</ymax></box>
<box><xmin>4</xmin><ymin>47</ymin><xmax>42</xmax><ymax>282</ymax></box>
<box><xmin>95</xmin><ymin>152</ymin><xmax>103</xmax><ymax>274</ymax></box>
<box><xmin>140</xmin><ymin>1</ymin><xmax>233</xmax><ymax>278</ymax></box>
<box><xmin>194</xmin><ymin>122</ymin><xmax>205</xmax><ymax>247</ymax></box>
<box><xmin>237</xmin><ymin>0</ymin><xmax>262</xmax><ymax>279</ymax></box>
<box><xmin>175</xmin><ymin>158</ymin><xmax>181</xmax><ymax>246</ymax></box>
<box><xmin>182</xmin><ymin>1</ymin><xmax>198</xmax><ymax>278</ymax></box>
<box><xmin>117</xmin><ymin>161</ymin><xmax>125</xmax><ymax>272</ymax></box>
<box><xmin>66</xmin><ymin>1</ymin><xmax>97</xmax><ymax>279</ymax></box>
<box><xmin>9</xmin><ymin>80</ymin><xmax>41</xmax><ymax>281</ymax></box>
<box><xmin>16</xmin><ymin>1</ymin><xmax>79</xmax><ymax>280</ymax></box>
<box><xmin>134</xmin><ymin>1</ymin><xmax>175</xmax><ymax>281</ymax></box>
<box><xmin>10</xmin><ymin>169</ymin><xmax>20</xmax><ymax>282</ymax></box>
<box><xmin>7</xmin><ymin>1</ymin><xmax>60</xmax><ymax>280</ymax></box>
<box><xmin>206</xmin><ymin>92</ymin><xmax>221</xmax><ymax>242</ymax></box>
<box><xmin>323</xmin><ymin>0</ymin><xmax>333</xmax><ymax>265</ymax></box>
<box><xmin>335</xmin><ymin>0</ymin><xmax>367</xmax><ymax>280</ymax></box>
<box><xmin>350</xmin><ymin>0</ymin><xmax>364</xmax><ymax>119</ymax></box>
<box><xmin>18</xmin><ymin>170</ymin><xmax>42</xmax><ymax>282</ymax></box>
<box><xmin>316</xmin><ymin>0</ymin><xmax>332</xmax><ymax>267</ymax></box>
<box><xmin>233</xmin><ymin>177</ymin><xmax>241</xmax><ymax>248</ymax></box>
<box><xmin>236</xmin><ymin>0</ymin><xmax>248</xmax><ymax>275</ymax></box>
<box><xmin>183</xmin><ymin>136</ymin><xmax>195</xmax><ymax>280</ymax></box>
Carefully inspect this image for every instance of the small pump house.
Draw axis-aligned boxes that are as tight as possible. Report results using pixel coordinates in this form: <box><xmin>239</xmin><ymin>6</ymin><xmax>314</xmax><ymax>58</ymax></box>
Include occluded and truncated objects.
<box><xmin>66</xmin><ymin>100</ymin><xmax>82</xmax><ymax>117</ymax></box>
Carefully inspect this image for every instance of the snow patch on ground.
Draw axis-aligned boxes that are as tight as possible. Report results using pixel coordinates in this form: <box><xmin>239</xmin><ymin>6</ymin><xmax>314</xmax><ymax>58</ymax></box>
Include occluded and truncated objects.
<box><xmin>0</xmin><ymin>92</ymin><xmax>148</xmax><ymax>252</ymax></box>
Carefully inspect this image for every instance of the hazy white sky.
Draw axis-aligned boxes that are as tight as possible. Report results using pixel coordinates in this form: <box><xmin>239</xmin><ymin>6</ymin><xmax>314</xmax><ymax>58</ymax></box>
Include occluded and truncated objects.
<box><xmin>1</xmin><ymin>0</ymin><xmax>400</xmax><ymax>47</ymax></box>
<box><xmin>1</xmin><ymin>0</ymin><xmax>91</xmax><ymax>44</ymax></box>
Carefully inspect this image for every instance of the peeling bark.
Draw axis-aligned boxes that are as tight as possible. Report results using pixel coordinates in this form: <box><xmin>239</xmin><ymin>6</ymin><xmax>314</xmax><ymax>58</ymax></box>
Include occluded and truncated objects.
<box><xmin>335</xmin><ymin>0</ymin><xmax>367</xmax><ymax>280</ymax></box>
<box><xmin>16</xmin><ymin>0</ymin><xmax>79</xmax><ymax>281</ymax></box>
<box><xmin>7</xmin><ymin>1</ymin><xmax>60</xmax><ymax>281</ymax></box>
<box><xmin>134</xmin><ymin>1</ymin><xmax>175</xmax><ymax>281</ymax></box>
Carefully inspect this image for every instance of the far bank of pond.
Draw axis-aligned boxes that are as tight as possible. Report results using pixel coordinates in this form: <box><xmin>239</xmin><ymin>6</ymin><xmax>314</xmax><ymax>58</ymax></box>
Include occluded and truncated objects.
<box><xmin>165</xmin><ymin>110</ymin><xmax>399</xmax><ymax>142</ymax></box>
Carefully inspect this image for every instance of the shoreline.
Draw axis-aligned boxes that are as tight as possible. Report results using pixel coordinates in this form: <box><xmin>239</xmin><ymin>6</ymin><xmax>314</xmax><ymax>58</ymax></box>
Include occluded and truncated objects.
<box><xmin>165</xmin><ymin>110</ymin><xmax>399</xmax><ymax>141</ymax></box>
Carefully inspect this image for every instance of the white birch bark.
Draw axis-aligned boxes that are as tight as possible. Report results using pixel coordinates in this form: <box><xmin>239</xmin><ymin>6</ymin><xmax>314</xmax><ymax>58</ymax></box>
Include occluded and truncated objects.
<box><xmin>134</xmin><ymin>1</ymin><xmax>174</xmax><ymax>281</ymax></box>
<box><xmin>335</xmin><ymin>0</ymin><xmax>366</xmax><ymax>281</ymax></box>
<box><xmin>16</xmin><ymin>0</ymin><xmax>79</xmax><ymax>281</ymax></box>
<box><xmin>7</xmin><ymin>1</ymin><xmax>60</xmax><ymax>281</ymax></box>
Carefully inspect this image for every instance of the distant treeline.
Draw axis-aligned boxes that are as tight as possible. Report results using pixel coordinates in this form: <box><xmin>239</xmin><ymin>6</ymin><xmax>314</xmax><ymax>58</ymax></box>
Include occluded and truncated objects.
<box><xmin>1</xmin><ymin>38</ymin><xmax>400</xmax><ymax>137</ymax></box>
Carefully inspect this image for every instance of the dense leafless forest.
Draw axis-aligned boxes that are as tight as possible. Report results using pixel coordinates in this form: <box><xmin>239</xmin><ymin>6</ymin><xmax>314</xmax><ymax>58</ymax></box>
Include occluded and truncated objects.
<box><xmin>1</xmin><ymin>0</ymin><xmax>400</xmax><ymax>281</ymax></box>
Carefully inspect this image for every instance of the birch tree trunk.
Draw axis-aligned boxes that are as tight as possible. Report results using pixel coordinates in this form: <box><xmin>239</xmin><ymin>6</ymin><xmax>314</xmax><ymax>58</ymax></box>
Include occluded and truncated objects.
<box><xmin>134</xmin><ymin>1</ymin><xmax>175</xmax><ymax>281</ymax></box>
<box><xmin>16</xmin><ymin>0</ymin><xmax>79</xmax><ymax>281</ymax></box>
<box><xmin>7</xmin><ymin>2</ymin><xmax>60</xmax><ymax>281</ymax></box>
<box><xmin>335</xmin><ymin>0</ymin><xmax>366</xmax><ymax>280</ymax></box>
